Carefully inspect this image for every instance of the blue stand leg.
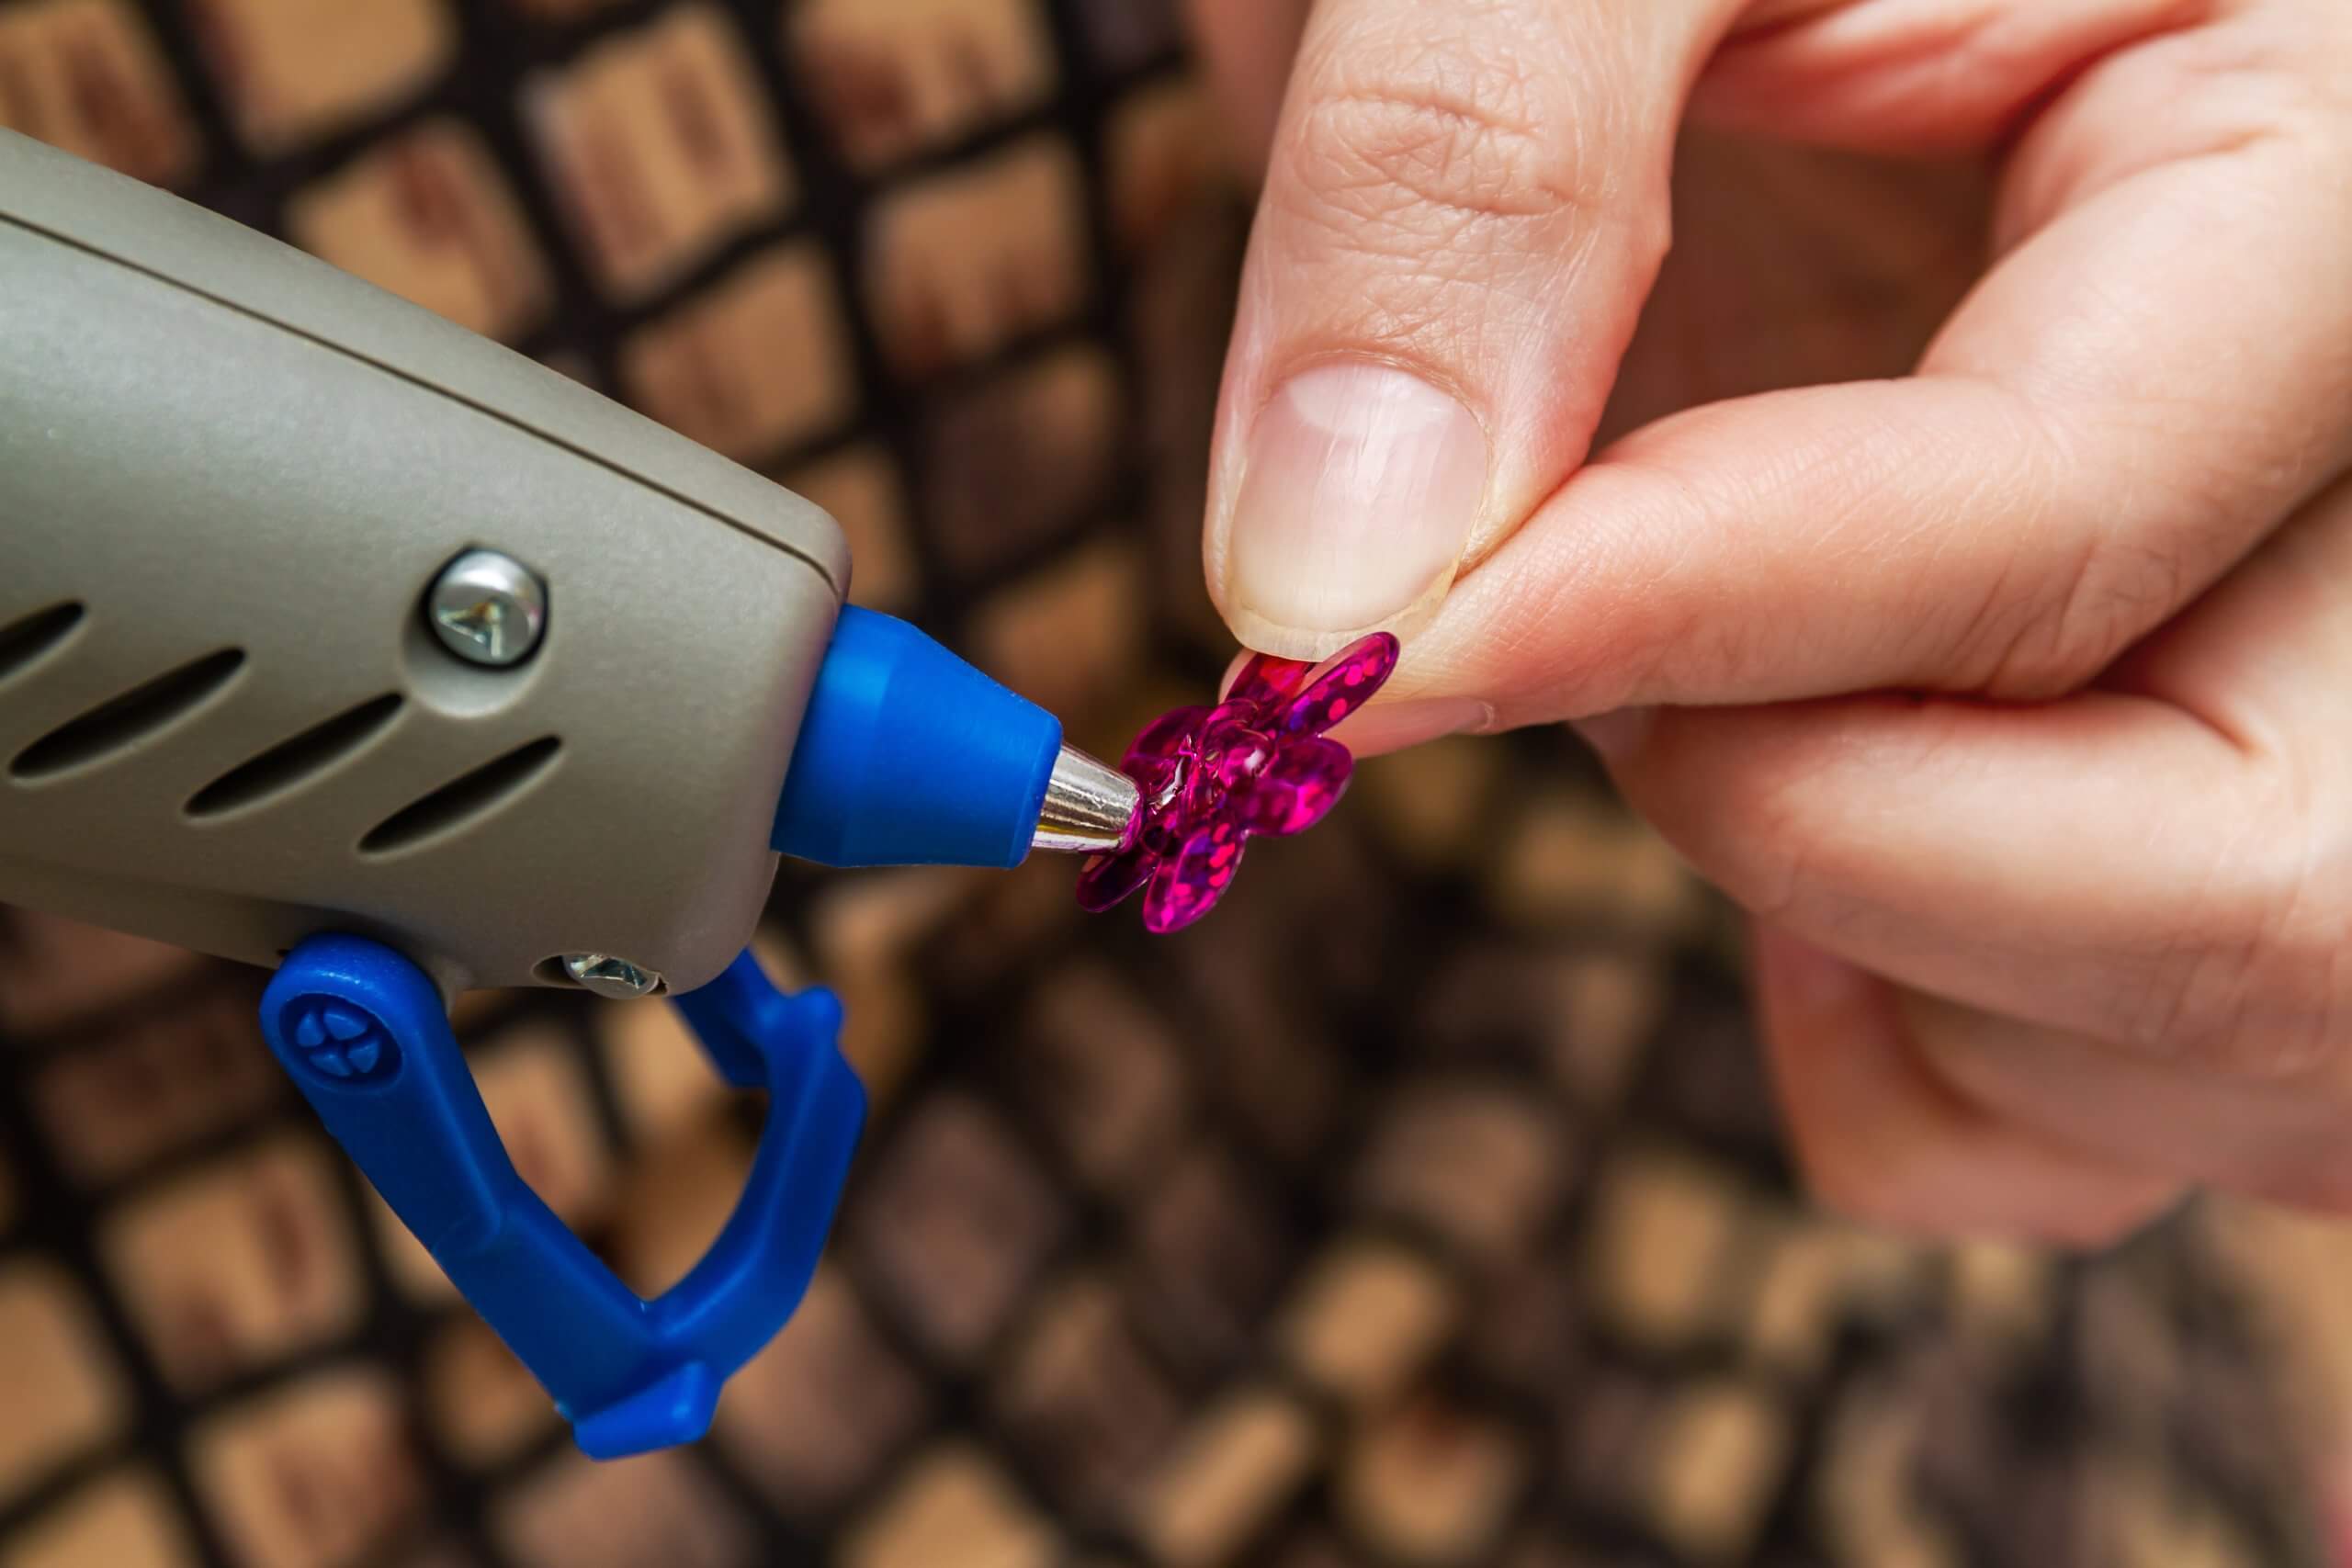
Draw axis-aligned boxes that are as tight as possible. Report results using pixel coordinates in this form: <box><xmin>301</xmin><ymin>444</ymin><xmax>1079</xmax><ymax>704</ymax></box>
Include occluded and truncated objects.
<box><xmin>258</xmin><ymin>934</ymin><xmax>864</xmax><ymax>1459</ymax></box>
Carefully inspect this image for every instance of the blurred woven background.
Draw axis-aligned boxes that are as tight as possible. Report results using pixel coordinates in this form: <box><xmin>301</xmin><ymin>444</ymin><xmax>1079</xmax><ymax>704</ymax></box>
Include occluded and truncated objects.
<box><xmin>4</xmin><ymin>1</ymin><xmax>2352</xmax><ymax>1564</ymax></box>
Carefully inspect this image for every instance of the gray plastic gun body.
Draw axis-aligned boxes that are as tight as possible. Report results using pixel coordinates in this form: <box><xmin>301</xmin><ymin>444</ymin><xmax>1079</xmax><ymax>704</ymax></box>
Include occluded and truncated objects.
<box><xmin>0</xmin><ymin>130</ymin><xmax>1096</xmax><ymax>999</ymax></box>
<box><xmin>0</xmin><ymin>130</ymin><xmax>1163</xmax><ymax>1458</ymax></box>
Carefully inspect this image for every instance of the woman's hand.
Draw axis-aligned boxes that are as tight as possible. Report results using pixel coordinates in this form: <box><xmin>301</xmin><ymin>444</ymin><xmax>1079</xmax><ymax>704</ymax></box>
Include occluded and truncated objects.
<box><xmin>1188</xmin><ymin>0</ymin><xmax>2352</xmax><ymax>1242</ymax></box>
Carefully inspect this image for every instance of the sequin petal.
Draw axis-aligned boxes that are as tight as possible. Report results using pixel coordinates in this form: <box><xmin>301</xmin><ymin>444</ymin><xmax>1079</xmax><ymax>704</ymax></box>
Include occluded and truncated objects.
<box><xmin>1125</xmin><ymin>705</ymin><xmax>1214</xmax><ymax>767</ymax></box>
<box><xmin>1278</xmin><ymin>632</ymin><xmax>1401</xmax><ymax>736</ymax></box>
<box><xmin>1075</xmin><ymin>845</ymin><xmax>1154</xmax><ymax>912</ymax></box>
<box><xmin>1238</xmin><ymin>737</ymin><xmax>1352</xmax><ymax>836</ymax></box>
<box><xmin>1226</xmin><ymin>649</ymin><xmax>1312</xmax><ymax>709</ymax></box>
<box><xmin>1086</xmin><ymin>640</ymin><xmax>1390</xmax><ymax>931</ymax></box>
<box><xmin>1140</xmin><ymin>823</ymin><xmax>1246</xmax><ymax>933</ymax></box>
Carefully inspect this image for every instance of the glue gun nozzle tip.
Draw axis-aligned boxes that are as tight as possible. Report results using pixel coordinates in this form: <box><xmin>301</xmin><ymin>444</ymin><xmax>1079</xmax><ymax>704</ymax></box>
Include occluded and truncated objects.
<box><xmin>1031</xmin><ymin>744</ymin><xmax>1137</xmax><ymax>856</ymax></box>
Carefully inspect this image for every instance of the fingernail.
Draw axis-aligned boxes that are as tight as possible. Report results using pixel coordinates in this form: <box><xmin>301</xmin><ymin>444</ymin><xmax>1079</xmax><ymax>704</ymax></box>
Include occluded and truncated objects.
<box><xmin>1330</xmin><ymin>696</ymin><xmax>1493</xmax><ymax>755</ymax></box>
<box><xmin>1224</xmin><ymin>364</ymin><xmax>1487</xmax><ymax>655</ymax></box>
<box><xmin>1570</xmin><ymin>707</ymin><xmax>1656</xmax><ymax>761</ymax></box>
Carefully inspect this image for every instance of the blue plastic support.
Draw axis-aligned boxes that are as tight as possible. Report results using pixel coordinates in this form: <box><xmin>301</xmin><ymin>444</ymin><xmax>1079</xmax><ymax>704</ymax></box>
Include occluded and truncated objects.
<box><xmin>772</xmin><ymin>606</ymin><xmax>1062</xmax><ymax>869</ymax></box>
<box><xmin>258</xmin><ymin>933</ymin><xmax>864</xmax><ymax>1460</ymax></box>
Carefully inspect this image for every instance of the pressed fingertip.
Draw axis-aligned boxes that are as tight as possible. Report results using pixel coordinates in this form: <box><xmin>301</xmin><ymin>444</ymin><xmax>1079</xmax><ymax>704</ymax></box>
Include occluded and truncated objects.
<box><xmin>1221</xmin><ymin>364</ymin><xmax>1487</xmax><ymax>658</ymax></box>
<box><xmin>1328</xmin><ymin>695</ymin><xmax>1493</xmax><ymax>755</ymax></box>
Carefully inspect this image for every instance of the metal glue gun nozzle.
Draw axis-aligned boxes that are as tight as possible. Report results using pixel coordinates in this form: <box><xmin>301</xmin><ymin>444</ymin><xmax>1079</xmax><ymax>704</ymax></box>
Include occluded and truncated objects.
<box><xmin>1031</xmin><ymin>744</ymin><xmax>1139</xmax><ymax>855</ymax></box>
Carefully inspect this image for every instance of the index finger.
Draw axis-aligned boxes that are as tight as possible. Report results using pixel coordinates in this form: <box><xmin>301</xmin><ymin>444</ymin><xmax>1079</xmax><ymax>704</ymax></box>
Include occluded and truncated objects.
<box><xmin>1360</xmin><ymin>5</ymin><xmax>2352</xmax><ymax>737</ymax></box>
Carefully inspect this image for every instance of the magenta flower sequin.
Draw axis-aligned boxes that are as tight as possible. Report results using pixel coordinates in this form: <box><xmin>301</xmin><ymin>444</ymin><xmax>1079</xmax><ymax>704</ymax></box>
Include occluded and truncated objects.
<box><xmin>1076</xmin><ymin>631</ymin><xmax>1400</xmax><ymax>932</ymax></box>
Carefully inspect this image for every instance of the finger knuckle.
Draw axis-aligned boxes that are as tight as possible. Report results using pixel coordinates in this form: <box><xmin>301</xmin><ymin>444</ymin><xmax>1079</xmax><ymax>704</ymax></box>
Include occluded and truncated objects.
<box><xmin>1799</xmin><ymin>1134</ymin><xmax>1947</xmax><ymax>1238</ymax></box>
<box><xmin>1808</xmin><ymin>1151</ymin><xmax>2165</xmax><ymax>1250</ymax></box>
<box><xmin>1287</xmin><ymin>49</ymin><xmax>1623</xmax><ymax>253</ymax></box>
<box><xmin>1918</xmin><ymin>392</ymin><xmax>2198</xmax><ymax>697</ymax></box>
<box><xmin>2153</xmin><ymin>17</ymin><xmax>2352</xmax><ymax>148</ymax></box>
<box><xmin>1795</xmin><ymin>1108</ymin><xmax>2174</xmax><ymax>1249</ymax></box>
<box><xmin>1996</xmin><ymin>539</ymin><xmax>2187</xmax><ymax>695</ymax></box>
<box><xmin>2258</xmin><ymin>778</ymin><xmax>2352</xmax><ymax>1074</ymax></box>
<box><xmin>2030</xmin><ymin>1188</ymin><xmax>2177</xmax><ymax>1252</ymax></box>
<box><xmin>1804</xmin><ymin>1160</ymin><xmax>1908</xmax><ymax>1233</ymax></box>
<box><xmin>1942</xmin><ymin>457</ymin><xmax>2189</xmax><ymax>696</ymax></box>
<box><xmin>1617</xmin><ymin>711</ymin><xmax>1769</xmax><ymax>901</ymax></box>
<box><xmin>1674</xmin><ymin>713</ymin><xmax>1851</xmax><ymax>923</ymax></box>
<box><xmin>2123</xmin><ymin>764</ymin><xmax>2350</xmax><ymax>1078</ymax></box>
<box><xmin>2252</xmin><ymin>1149</ymin><xmax>2352</xmax><ymax>1217</ymax></box>
<box><xmin>2120</xmin><ymin>924</ymin><xmax>2267</xmax><ymax>1073</ymax></box>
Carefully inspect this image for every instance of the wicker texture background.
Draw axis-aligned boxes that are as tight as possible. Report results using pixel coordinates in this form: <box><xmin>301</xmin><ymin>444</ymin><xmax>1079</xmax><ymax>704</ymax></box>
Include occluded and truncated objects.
<box><xmin>0</xmin><ymin>1</ymin><xmax>2339</xmax><ymax>1565</ymax></box>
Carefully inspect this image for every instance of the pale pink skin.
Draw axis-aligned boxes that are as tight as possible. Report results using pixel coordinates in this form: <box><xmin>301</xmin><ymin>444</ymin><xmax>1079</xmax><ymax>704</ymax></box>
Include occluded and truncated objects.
<box><xmin>1076</xmin><ymin>632</ymin><xmax>1397</xmax><ymax>932</ymax></box>
<box><xmin>1184</xmin><ymin>0</ymin><xmax>2352</xmax><ymax>1247</ymax></box>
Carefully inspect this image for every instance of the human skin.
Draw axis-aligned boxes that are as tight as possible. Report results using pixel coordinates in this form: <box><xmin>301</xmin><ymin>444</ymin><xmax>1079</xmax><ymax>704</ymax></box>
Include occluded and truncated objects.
<box><xmin>1185</xmin><ymin>0</ymin><xmax>2352</xmax><ymax>1244</ymax></box>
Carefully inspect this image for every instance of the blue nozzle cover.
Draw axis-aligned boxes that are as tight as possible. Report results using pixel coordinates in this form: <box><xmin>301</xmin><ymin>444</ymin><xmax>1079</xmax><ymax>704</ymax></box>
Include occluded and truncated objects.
<box><xmin>773</xmin><ymin>606</ymin><xmax>1061</xmax><ymax>869</ymax></box>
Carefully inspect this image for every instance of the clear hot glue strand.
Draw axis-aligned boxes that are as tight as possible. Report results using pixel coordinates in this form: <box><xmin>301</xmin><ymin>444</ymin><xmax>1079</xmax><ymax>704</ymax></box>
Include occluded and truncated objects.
<box><xmin>1076</xmin><ymin>631</ymin><xmax>1401</xmax><ymax>932</ymax></box>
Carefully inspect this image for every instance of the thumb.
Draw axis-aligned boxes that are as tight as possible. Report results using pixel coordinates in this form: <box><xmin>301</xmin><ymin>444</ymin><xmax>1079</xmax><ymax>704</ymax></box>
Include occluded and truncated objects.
<box><xmin>1204</xmin><ymin>0</ymin><xmax>1742</xmax><ymax>660</ymax></box>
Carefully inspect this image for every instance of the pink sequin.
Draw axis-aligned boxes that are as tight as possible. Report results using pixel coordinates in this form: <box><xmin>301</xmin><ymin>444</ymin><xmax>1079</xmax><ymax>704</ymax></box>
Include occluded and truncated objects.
<box><xmin>1076</xmin><ymin>631</ymin><xmax>1400</xmax><ymax>932</ymax></box>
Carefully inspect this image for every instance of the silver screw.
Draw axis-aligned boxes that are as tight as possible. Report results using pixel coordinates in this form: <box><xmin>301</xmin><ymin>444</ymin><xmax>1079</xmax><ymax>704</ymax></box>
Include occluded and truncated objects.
<box><xmin>562</xmin><ymin>953</ymin><xmax>662</xmax><ymax>999</ymax></box>
<box><xmin>426</xmin><ymin>549</ymin><xmax>547</xmax><ymax>667</ymax></box>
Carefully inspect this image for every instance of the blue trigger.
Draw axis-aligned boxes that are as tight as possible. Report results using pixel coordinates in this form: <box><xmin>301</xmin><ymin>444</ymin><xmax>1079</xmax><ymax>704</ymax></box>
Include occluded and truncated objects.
<box><xmin>259</xmin><ymin>934</ymin><xmax>865</xmax><ymax>1460</ymax></box>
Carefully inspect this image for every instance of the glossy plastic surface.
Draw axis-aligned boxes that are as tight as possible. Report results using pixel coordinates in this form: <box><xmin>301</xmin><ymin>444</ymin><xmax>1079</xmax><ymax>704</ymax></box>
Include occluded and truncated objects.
<box><xmin>1078</xmin><ymin>632</ymin><xmax>1399</xmax><ymax>931</ymax></box>
<box><xmin>260</xmin><ymin>933</ymin><xmax>863</xmax><ymax>1459</ymax></box>
<box><xmin>771</xmin><ymin>606</ymin><xmax>1062</xmax><ymax>869</ymax></box>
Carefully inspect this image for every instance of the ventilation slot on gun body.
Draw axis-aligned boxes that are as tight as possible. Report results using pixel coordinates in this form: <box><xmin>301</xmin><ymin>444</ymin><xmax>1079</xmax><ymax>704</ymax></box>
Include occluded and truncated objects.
<box><xmin>8</xmin><ymin>646</ymin><xmax>246</xmax><ymax>783</ymax></box>
<box><xmin>2</xmin><ymin>598</ymin><xmax>562</xmax><ymax>863</ymax></box>
<box><xmin>357</xmin><ymin>736</ymin><xmax>562</xmax><ymax>858</ymax></box>
<box><xmin>185</xmin><ymin>694</ymin><xmax>406</xmax><ymax>820</ymax></box>
<box><xmin>0</xmin><ymin>601</ymin><xmax>85</xmax><ymax>689</ymax></box>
